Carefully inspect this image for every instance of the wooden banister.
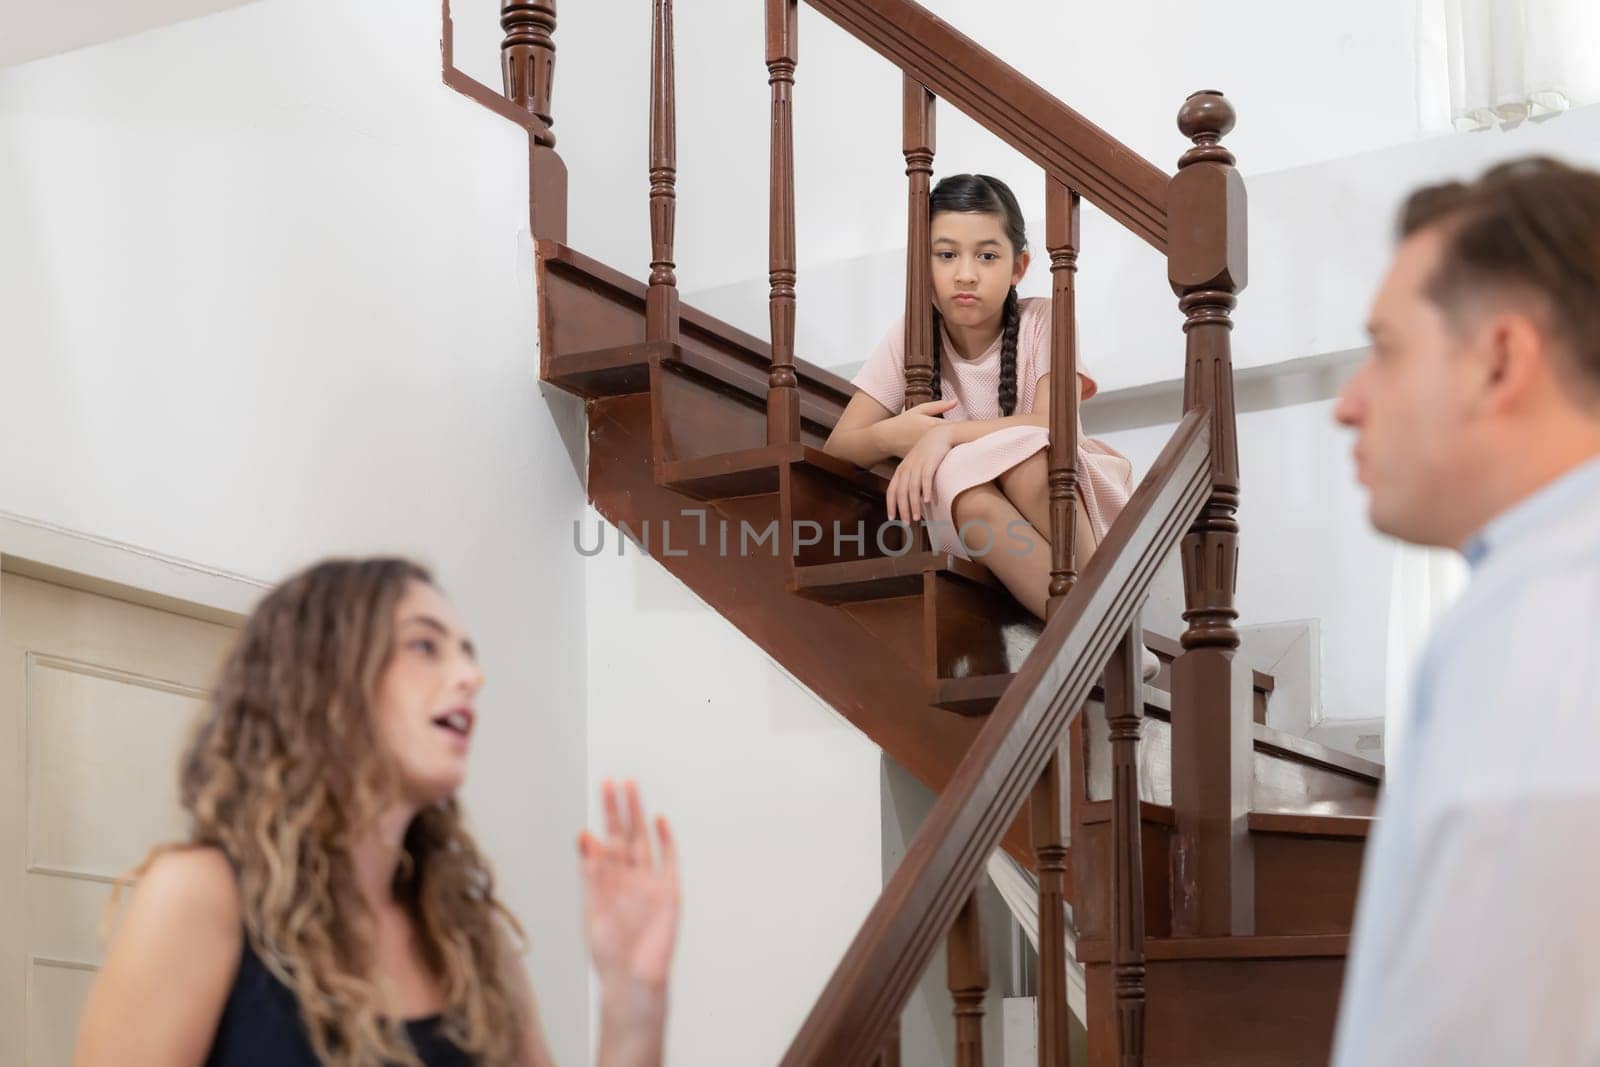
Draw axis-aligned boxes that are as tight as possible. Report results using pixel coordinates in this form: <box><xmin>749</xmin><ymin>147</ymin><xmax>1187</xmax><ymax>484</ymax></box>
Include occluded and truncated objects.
<box><xmin>802</xmin><ymin>0</ymin><xmax>1168</xmax><ymax>250</ymax></box>
<box><xmin>1166</xmin><ymin>90</ymin><xmax>1255</xmax><ymax>938</ymax></box>
<box><xmin>1044</xmin><ymin>178</ymin><xmax>1082</xmax><ymax>615</ymax></box>
<box><xmin>1105</xmin><ymin>624</ymin><xmax>1148</xmax><ymax>1067</ymax></box>
<box><xmin>901</xmin><ymin>76</ymin><xmax>936</xmax><ymax>411</ymax></box>
<box><xmin>766</xmin><ymin>0</ymin><xmax>802</xmax><ymax>445</ymax></box>
<box><xmin>779</xmin><ymin>408</ymin><xmax>1213</xmax><ymax>1066</ymax></box>
<box><xmin>1030</xmin><ymin>755</ymin><xmax>1072</xmax><ymax>1066</ymax></box>
<box><xmin>646</xmin><ymin>0</ymin><xmax>680</xmax><ymax>342</ymax></box>
<box><xmin>499</xmin><ymin>0</ymin><xmax>558</xmax><ymax>143</ymax></box>
<box><xmin>947</xmin><ymin>891</ymin><xmax>988</xmax><ymax>1067</ymax></box>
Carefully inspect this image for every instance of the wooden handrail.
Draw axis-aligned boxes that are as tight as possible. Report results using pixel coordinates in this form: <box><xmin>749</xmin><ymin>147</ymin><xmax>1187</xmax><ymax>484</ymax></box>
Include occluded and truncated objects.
<box><xmin>803</xmin><ymin>0</ymin><xmax>1169</xmax><ymax>250</ymax></box>
<box><xmin>779</xmin><ymin>408</ymin><xmax>1213</xmax><ymax>1066</ymax></box>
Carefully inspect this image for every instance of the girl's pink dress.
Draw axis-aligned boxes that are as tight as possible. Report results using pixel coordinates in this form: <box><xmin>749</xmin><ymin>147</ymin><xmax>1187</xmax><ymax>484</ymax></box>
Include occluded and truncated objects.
<box><xmin>851</xmin><ymin>296</ymin><xmax>1135</xmax><ymax>559</ymax></box>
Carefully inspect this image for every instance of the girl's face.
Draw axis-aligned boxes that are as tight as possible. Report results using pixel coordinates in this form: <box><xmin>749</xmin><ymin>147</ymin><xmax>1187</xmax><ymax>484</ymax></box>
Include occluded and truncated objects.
<box><xmin>372</xmin><ymin>579</ymin><xmax>484</xmax><ymax>808</ymax></box>
<box><xmin>931</xmin><ymin>210</ymin><xmax>1029</xmax><ymax>335</ymax></box>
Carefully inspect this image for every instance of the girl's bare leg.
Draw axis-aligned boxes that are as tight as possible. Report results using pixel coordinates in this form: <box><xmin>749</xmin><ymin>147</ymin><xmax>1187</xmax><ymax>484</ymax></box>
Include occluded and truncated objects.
<box><xmin>950</xmin><ymin>482</ymin><xmax>1053</xmax><ymax>619</ymax></box>
<box><xmin>996</xmin><ymin>451</ymin><xmax>1098</xmax><ymax>576</ymax></box>
<box><xmin>996</xmin><ymin>452</ymin><xmax>1157</xmax><ymax>677</ymax></box>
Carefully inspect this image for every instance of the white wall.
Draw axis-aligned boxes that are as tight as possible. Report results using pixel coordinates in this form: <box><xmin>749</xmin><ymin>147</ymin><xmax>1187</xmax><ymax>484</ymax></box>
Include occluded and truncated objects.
<box><xmin>1096</xmin><ymin>399</ymin><xmax>1394</xmax><ymax>727</ymax></box>
<box><xmin>485</xmin><ymin>0</ymin><xmax>1420</xmax><ymax>301</ymax></box>
<box><xmin>0</xmin><ymin>1</ymin><xmax>593</xmax><ymax>1059</ymax></box>
<box><xmin>584</xmin><ymin>529</ymin><xmax>885</xmax><ymax>1064</ymax></box>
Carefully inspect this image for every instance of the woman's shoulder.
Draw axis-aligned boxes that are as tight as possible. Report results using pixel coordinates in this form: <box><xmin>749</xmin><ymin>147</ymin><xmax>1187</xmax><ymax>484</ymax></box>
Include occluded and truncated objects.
<box><xmin>133</xmin><ymin>845</ymin><xmax>242</xmax><ymax>930</ymax></box>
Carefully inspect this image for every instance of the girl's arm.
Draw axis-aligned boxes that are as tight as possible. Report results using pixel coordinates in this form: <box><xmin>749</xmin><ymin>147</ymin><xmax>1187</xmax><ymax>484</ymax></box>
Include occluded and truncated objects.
<box><xmin>938</xmin><ymin>372</ymin><xmax>1082</xmax><ymax>444</ymax></box>
<box><xmin>823</xmin><ymin>391</ymin><xmax>958</xmax><ymax>469</ymax></box>
<box><xmin>74</xmin><ymin>848</ymin><xmax>242</xmax><ymax>1067</ymax></box>
<box><xmin>886</xmin><ymin>374</ymin><xmax>1079</xmax><ymax>522</ymax></box>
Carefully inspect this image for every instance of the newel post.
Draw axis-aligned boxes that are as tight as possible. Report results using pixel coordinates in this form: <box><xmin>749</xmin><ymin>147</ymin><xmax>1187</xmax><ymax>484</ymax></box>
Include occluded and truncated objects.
<box><xmin>501</xmin><ymin>0</ymin><xmax>567</xmax><ymax>242</ymax></box>
<box><xmin>1166</xmin><ymin>90</ymin><xmax>1254</xmax><ymax>937</ymax></box>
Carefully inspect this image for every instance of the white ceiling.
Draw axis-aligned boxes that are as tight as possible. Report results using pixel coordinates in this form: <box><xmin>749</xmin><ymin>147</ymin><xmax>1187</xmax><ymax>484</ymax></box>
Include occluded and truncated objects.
<box><xmin>0</xmin><ymin>0</ymin><xmax>260</xmax><ymax>67</ymax></box>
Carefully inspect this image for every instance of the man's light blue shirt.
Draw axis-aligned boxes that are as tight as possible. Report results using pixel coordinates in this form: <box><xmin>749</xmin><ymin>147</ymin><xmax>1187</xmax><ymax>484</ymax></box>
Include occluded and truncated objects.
<box><xmin>1332</xmin><ymin>455</ymin><xmax>1600</xmax><ymax>1065</ymax></box>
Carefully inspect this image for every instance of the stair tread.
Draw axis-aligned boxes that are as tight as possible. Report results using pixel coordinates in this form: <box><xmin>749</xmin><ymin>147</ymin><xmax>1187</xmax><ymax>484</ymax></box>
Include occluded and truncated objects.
<box><xmin>1076</xmin><ymin>932</ymin><xmax>1349</xmax><ymax>964</ymax></box>
<box><xmin>792</xmin><ymin>551</ymin><xmax>999</xmax><ymax>603</ymax></box>
<box><xmin>658</xmin><ymin>443</ymin><xmax>891</xmax><ymax>502</ymax></box>
<box><xmin>933</xmin><ymin>660</ymin><xmax>1275</xmax><ymax>718</ymax></box>
<box><xmin>657</xmin><ymin>443</ymin><xmax>804</xmax><ymax>499</ymax></box>
<box><xmin>1247</xmin><ymin>810</ymin><xmax>1374</xmax><ymax>838</ymax></box>
<box><xmin>544</xmin><ymin>340</ymin><xmax>675</xmax><ymax>398</ymax></box>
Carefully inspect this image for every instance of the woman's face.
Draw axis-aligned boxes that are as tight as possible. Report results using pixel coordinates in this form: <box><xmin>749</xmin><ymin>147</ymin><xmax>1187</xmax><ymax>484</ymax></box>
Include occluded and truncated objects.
<box><xmin>930</xmin><ymin>210</ymin><xmax>1028</xmax><ymax>335</ymax></box>
<box><xmin>372</xmin><ymin>579</ymin><xmax>484</xmax><ymax>808</ymax></box>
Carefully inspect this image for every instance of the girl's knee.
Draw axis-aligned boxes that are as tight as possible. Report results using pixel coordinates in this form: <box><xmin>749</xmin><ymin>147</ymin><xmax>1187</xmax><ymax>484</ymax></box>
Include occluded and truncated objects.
<box><xmin>951</xmin><ymin>481</ymin><xmax>1004</xmax><ymax>525</ymax></box>
<box><xmin>997</xmin><ymin>451</ymin><xmax>1048</xmax><ymax>495</ymax></box>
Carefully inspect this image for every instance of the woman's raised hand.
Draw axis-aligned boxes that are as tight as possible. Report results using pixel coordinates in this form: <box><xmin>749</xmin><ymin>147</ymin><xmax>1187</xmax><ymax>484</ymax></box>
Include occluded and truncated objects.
<box><xmin>578</xmin><ymin>780</ymin><xmax>680</xmax><ymax>994</ymax></box>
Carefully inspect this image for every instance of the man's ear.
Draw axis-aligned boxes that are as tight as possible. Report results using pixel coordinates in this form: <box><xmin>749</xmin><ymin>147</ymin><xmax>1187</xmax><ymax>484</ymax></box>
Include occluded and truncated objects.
<box><xmin>1478</xmin><ymin>309</ymin><xmax>1546</xmax><ymax>417</ymax></box>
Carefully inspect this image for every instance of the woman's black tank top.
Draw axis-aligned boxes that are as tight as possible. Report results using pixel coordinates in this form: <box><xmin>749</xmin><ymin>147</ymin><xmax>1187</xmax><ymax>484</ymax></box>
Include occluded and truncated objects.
<box><xmin>204</xmin><ymin>936</ymin><xmax>475</xmax><ymax>1066</ymax></box>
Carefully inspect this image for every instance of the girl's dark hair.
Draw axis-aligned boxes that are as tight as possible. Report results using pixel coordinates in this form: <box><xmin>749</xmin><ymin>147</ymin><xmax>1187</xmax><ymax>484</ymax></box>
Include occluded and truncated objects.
<box><xmin>928</xmin><ymin>173</ymin><xmax>1028</xmax><ymax>415</ymax></box>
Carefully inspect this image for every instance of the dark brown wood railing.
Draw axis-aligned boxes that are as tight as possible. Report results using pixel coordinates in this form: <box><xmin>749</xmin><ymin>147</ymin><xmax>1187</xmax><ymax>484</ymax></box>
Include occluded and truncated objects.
<box><xmin>806</xmin><ymin>0</ymin><xmax>1168</xmax><ymax>250</ymax></box>
<box><xmin>901</xmin><ymin>76</ymin><xmax>937</xmax><ymax>411</ymax></box>
<box><xmin>780</xmin><ymin>409</ymin><xmax>1212</xmax><ymax>1065</ymax></box>
<box><xmin>499</xmin><ymin>1</ymin><xmax>1251</xmax><ymax>1061</ymax></box>
<box><xmin>765</xmin><ymin>0</ymin><xmax>802</xmax><ymax>445</ymax></box>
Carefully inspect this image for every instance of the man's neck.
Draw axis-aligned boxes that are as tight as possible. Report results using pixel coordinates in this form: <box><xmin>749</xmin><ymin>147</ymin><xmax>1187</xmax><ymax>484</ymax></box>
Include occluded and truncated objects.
<box><xmin>1455</xmin><ymin>424</ymin><xmax>1600</xmax><ymax>551</ymax></box>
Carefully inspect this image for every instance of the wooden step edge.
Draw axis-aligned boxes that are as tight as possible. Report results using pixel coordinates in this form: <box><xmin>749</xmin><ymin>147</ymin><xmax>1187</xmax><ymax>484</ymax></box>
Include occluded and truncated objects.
<box><xmin>657</xmin><ymin>346</ymin><xmax>840</xmax><ymax>432</ymax></box>
<box><xmin>1143</xmin><ymin>631</ymin><xmax>1275</xmax><ymax>696</ymax></box>
<box><xmin>1077</xmin><ymin>799</ymin><xmax>1175</xmax><ymax>827</ymax></box>
<box><xmin>933</xmin><ymin>674</ymin><xmax>1169</xmax><ymax>718</ymax></box>
<box><xmin>535</xmin><ymin>241</ymin><xmax>858</xmax><ymax>405</ymax></box>
<box><xmin>543</xmin><ymin>340</ymin><xmax>679</xmax><ymax>399</ymax></box>
<box><xmin>790</xmin><ymin>552</ymin><xmax>940</xmax><ymax>604</ymax></box>
<box><xmin>790</xmin><ymin>445</ymin><xmax>893</xmax><ymax>498</ymax></box>
<box><xmin>930</xmin><ymin>673</ymin><xmax>1014</xmax><ymax>717</ymax></box>
<box><xmin>1253</xmin><ymin>723</ymin><xmax>1384</xmax><ymax>783</ymax></box>
<box><xmin>1076</xmin><ymin>933</ymin><xmax>1349</xmax><ymax>964</ymax></box>
<box><xmin>1247</xmin><ymin>810</ymin><xmax>1375</xmax><ymax>838</ymax></box>
<box><xmin>657</xmin><ymin>443</ymin><xmax>806</xmax><ymax>500</ymax></box>
<box><xmin>792</xmin><ymin>550</ymin><xmax>1003</xmax><ymax>605</ymax></box>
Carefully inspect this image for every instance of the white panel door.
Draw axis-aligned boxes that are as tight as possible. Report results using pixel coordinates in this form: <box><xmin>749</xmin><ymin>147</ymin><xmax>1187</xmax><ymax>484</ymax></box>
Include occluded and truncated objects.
<box><xmin>0</xmin><ymin>571</ymin><xmax>237</xmax><ymax>1067</ymax></box>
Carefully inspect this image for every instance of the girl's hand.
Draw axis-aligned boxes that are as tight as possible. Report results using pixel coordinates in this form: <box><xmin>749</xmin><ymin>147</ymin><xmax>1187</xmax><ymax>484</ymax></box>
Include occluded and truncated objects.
<box><xmin>884</xmin><ymin>398</ymin><xmax>957</xmax><ymax>456</ymax></box>
<box><xmin>579</xmin><ymin>781</ymin><xmax>680</xmax><ymax>997</ymax></box>
<box><xmin>887</xmin><ymin>422</ymin><xmax>956</xmax><ymax>523</ymax></box>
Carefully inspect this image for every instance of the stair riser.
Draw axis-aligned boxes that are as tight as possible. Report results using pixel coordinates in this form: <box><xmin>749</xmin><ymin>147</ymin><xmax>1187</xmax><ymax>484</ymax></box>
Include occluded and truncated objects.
<box><xmin>1085</xmin><ymin>957</ymin><xmax>1345</xmax><ymax>1067</ymax></box>
<box><xmin>781</xmin><ymin>463</ymin><xmax>903</xmax><ymax>568</ymax></box>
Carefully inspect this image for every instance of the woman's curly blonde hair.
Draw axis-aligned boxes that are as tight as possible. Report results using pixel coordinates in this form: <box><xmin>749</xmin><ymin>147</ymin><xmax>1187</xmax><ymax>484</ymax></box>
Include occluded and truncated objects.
<box><xmin>142</xmin><ymin>557</ymin><xmax>525</xmax><ymax>1066</ymax></box>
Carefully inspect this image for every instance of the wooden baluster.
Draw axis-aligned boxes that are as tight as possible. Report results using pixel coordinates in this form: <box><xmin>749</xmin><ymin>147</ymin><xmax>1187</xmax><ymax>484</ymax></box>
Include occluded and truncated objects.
<box><xmin>902</xmin><ymin>78</ymin><xmax>936</xmax><ymax>409</ymax></box>
<box><xmin>1105</xmin><ymin>623</ymin><xmax>1148</xmax><ymax>1067</ymax></box>
<box><xmin>1167</xmin><ymin>90</ymin><xmax>1254</xmax><ymax>937</ymax></box>
<box><xmin>1044</xmin><ymin>179</ymin><xmax>1082</xmax><ymax>616</ymax></box>
<box><xmin>765</xmin><ymin>0</ymin><xmax>801</xmax><ymax>444</ymax></box>
<box><xmin>1031</xmin><ymin>178</ymin><xmax>1081</xmax><ymax>1066</ymax></box>
<box><xmin>1030</xmin><ymin>755</ymin><xmax>1072</xmax><ymax>1067</ymax></box>
<box><xmin>500</xmin><ymin>1</ymin><xmax>557</xmax><ymax>136</ymax></box>
<box><xmin>646</xmin><ymin>0</ymin><xmax>680</xmax><ymax>342</ymax></box>
<box><xmin>501</xmin><ymin>0</ymin><xmax>566</xmax><ymax>242</ymax></box>
<box><xmin>947</xmin><ymin>890</ymin><xmax>988</xmax><ymax>1067</ymax></box>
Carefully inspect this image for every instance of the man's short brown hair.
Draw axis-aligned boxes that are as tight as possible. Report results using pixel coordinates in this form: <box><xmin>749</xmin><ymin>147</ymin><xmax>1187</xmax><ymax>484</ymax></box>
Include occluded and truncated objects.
<box><xmin>1401</xmin><ymin>156</ymin><xmax>1600</xmax><ymax>396</ymax></box>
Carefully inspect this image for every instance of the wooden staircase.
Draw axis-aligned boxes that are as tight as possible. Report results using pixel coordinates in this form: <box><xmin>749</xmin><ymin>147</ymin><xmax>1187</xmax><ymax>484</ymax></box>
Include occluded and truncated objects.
<box><xmin>536</xmin><ymin>241</ymin><xmax>1380</xmax><ymax>1063</ymax></box>
<box><xmin>473</xmin><ymin>0</ymin><xmax>1385</xmax><ymax>1062</ymax></box>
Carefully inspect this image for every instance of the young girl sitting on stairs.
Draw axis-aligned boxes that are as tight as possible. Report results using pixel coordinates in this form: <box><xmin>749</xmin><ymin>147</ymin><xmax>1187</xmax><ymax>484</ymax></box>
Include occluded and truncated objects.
<box><xmin>823</xmin><ymin>172</ymin><xmax>1136</xmax><ymax>624</ymax></box>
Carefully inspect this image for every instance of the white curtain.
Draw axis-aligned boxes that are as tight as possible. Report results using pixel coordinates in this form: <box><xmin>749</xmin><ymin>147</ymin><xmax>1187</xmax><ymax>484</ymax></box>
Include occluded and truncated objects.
<box><xmin>1416</xmin><ymin>0</ymin><xmax>1600</xmax><ymax>133</ymax></box>
<box><xmin>1383</xmin><ymin>541</ymin><xmax>1469</xmax><ymax>770</ymax></box>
